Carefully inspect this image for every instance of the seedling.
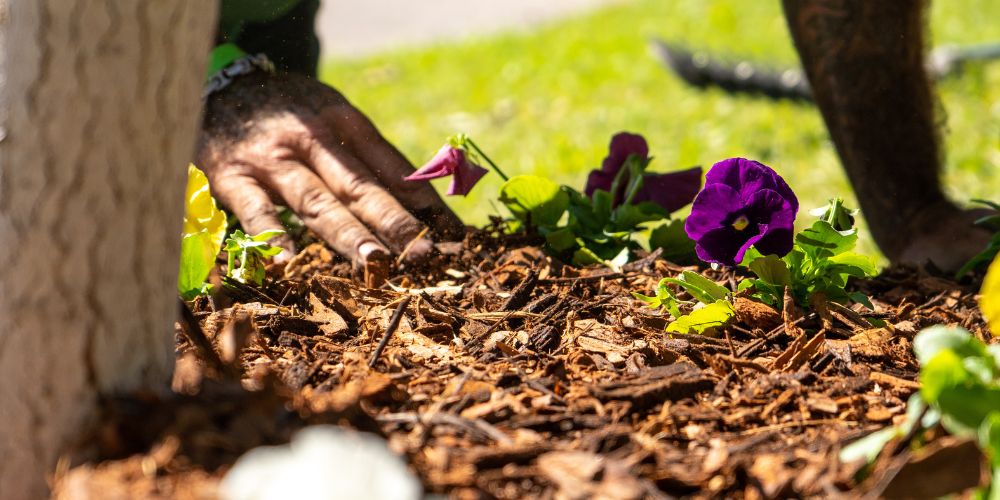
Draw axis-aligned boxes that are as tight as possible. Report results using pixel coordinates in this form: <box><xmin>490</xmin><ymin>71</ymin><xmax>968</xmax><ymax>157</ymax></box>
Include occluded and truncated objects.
<box><xmin>224</xmin><ymin>229</ymin><xmax>285</xmax><ymax>286</ymax></box>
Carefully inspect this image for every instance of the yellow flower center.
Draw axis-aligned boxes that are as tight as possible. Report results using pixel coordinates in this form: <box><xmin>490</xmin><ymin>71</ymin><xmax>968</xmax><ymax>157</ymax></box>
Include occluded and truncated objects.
<box><xmin>732</xmin><ymin>215</ymin><xmax>749</xmax><ymax>231</ymax></box>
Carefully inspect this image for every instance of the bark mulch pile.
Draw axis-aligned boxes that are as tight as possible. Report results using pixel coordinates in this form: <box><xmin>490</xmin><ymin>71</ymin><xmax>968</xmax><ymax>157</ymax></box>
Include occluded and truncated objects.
<box><xmin>52</xmin><ymin>227</ymin><xmax>994</xmax><ymax>499</ymax></box>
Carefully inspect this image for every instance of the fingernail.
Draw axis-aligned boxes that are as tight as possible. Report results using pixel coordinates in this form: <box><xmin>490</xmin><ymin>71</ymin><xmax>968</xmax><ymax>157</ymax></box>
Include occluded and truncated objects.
<box><xmin>358</xmin><ymin>241</ymin><xmax>388</xmax><ymax>262</ymax></box>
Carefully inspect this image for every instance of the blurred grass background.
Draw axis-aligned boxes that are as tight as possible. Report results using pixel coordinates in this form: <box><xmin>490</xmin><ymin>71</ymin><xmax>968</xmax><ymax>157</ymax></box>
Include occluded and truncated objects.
<box><xmin>319</xmin><ymin>0</ymin><xmax>1000</xmax><ymax>265</ymax></box>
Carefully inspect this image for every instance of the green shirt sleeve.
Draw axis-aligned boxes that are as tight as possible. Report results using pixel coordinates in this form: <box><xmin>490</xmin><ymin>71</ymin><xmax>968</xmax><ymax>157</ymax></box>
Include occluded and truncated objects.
<box><xmin>215</xmin><ymin>0</ymin><xmax>320</xmax><ymax>77</ymax></box>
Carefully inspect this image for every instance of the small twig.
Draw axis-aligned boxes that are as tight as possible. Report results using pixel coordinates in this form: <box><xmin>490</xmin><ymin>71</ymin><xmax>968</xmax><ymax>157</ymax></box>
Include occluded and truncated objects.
<box><xmin>395</xmin><ymin>226</ymin><xmax>430</xmax><ymax>266</ymax></box>
<box><xmin>368</xmin><ymin>295</ymin><xmax>412</xmax><ymax>369</ymax></box>
<box><xmin>178</xmin><ymin>299</ymin><xmax>227</xmax><ymax>375</ymax></box>
<box><xmin>412</xmin><ymin>371</ymin><xmax>473</xmax><ymax>446</ymax></box>
<box><xmin>377</xmin><ymin>412</ymin><xmax>513</xmax><ymax>444</ymax></box>
<box><xmin>552</xmin><ymin>319</ymin><xmax>596</xmax><ymax>355</ymax></box>
<box><xmin>517</xmin><ymin>368</ymin><xmax>569</xmax><ymax>406</ymax></box>
<box><xmin>724</xmin><ymin>328</ymin><xmax>738</xmax><ymax>357</ymax></box>
<box><xmin>741</xmin><ymin>418</ymin><xmax>856</xmax><ymax>435</ymax></box>
<box><xmin>277</xmin><ymin>287</ymin><xmax>293</xmax><ymax>307</ymax></box>
<box><xmin>467</xmin><ymin>308</ymin><xmax>521</xmax><ymax>354</ymax></box>
<box><xmin>717</xmin><ymin>354</ymin><xmax>770</xmax><ymax>373</ymax></box>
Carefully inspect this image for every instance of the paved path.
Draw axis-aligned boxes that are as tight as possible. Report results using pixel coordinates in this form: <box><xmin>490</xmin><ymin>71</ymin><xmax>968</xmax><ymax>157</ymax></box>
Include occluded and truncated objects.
<box><xmin>315</xmin><ymin>0</ymin><xmax>624</xmax><ymax>58</ymax></box>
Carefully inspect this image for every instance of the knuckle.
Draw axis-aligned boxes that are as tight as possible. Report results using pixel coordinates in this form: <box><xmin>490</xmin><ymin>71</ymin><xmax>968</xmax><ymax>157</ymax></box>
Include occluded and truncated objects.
<box><xmin>339</xmin><ymin>174</ymin><xmax>376</xmax><ymax>202</ymax></box>
<box><xmin>239</xmin><ymin>198</ymin><xmax>276</xmax><ymax>227</ymax></box>
<box><xmin>297</xmin><ymin>185</ymin><xmax>339</xmax><ymax>220</ymax></box>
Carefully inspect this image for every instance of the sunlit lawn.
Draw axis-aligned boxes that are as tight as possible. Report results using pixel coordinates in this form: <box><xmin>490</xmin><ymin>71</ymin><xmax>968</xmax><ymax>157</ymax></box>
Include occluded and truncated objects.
<box><xmin>320</xmin><ymin>0</ymin><xmax>1000</xmax><ymax>265</ymax></box>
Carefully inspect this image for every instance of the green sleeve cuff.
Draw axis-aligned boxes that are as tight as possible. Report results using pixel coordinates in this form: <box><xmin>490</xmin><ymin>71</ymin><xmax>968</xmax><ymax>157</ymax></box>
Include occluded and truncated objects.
<box><xmin>206</xmin><ymin>43</ymin><xmax>248</xmax><ymax>81</ymax></box>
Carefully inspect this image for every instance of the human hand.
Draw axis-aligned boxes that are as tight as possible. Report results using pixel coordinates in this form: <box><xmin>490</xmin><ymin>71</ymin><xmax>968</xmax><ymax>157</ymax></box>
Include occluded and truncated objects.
<box><xmin>196</xmin><ymin>72</ymin><xmax>464</xmax><ymax>270</ymax></box>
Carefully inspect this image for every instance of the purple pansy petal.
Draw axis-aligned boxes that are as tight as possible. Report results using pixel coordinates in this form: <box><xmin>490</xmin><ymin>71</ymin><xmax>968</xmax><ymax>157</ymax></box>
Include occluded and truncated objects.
<box><xmin>704</xmin><ymin>158</ymin><xmax>799</xmax><ymax>213</ymax></box>
<box><xmin>584</xmin><ymin>169</ymin><xmax>616</xmax><ymax>198</ymax></box>
<box><xmin>601</xmin><ymin>132</ymin><xmax>648</xmax><ymax>173</ymax></box>
<box><xmin>404</xmin><ymin>145</ymin><xmax>461</xmax><ymax>181</ymax></box>
<box><xmin>689</xmin><ymin>158</ymin><xmax>799</xmax><ymax>266</ymax></box>
<box><xmin>695</xmin><ymin>226</ymin><xmax>761</xmax><ymax>267</ymax></box>
<box><xmin>632</xmin><ymin>166</ymin><xmax>703</xmax><ymax>213</ymax></box>
<box><xmin>694</xmin><ymin>227</ymin><xmax>738</xmax><ymax>265</ymax></box>
<box><xmin>768</xmin><ymin>170</ymin><xmax>799</xmax><ymax>214</ymax></box>
<box><xmin>733</xmin><ymin>163</ymin><xmax>773</xmax><ymax>202</ymax></box>
<box><xmin>754</xmin><ymin>227</ymin><xmax>795</xmax><ymax>257</ymax></box>
<box><xmin>734</xmin><ymin>232</ymin><xmax>768</xmax><ymax>267</ymax></box>
<box><xmin>741</xmin><ymin>189</ymin><xmax>793</xmax><ymax>228</ymax></box>
<box><xmin>704</xmin><ymin>157</ymin><xmax>743</xmax><ymax>191</ymax></box>
<box><xmin>446</xmin><ymin>160</ymin><xmax>489</xmax><ymax>196</ymax></box>
<box><xmin>684</xmin><ymin>184</ymin><xmax>744</xmax><ymax>240</ymax></box>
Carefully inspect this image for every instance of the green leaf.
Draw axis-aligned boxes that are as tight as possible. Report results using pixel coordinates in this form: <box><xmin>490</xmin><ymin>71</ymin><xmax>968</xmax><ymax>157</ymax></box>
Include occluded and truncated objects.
<box><xmin>180</xmin><ymin>164</ymin><xmax>227</xmax><ymax>298</ymax></box>
<box><xmin>827</xmin><ymin>252</ymin><xmax>877</xmax><ymax>276</ymax></box>
<box><xmin>913</xmin><ymin>325</ymin><xmax>987</xmax><ymax>368</ymax></box>
<box><xmin>251</xmin><ymin>229</ymin><xmax>285</xmax><ymax>242</ymax></box>
<box><xmin>849</xmin><ymin>291</ymin><xmax>875</xmax><ymax>310</ymax></box>
<box><xmin>795</xmin><ymin>220</ymin><xmax>857</xmax><ymax>258</ymax></box>
<box><xmin>738</xmin><ymin>246</ymin><xmax>765</xmax><ymax>267</ymax></box>
<box><xmin>956</xmin><ymin>236</ymin><xmax>1000</xmax><ymax>280</ymax></box>
<box><xmin>663</xmin><ymin>270</ymin><xmax>730</xmax><ymax>304</ymax></box>
<box><xmin>638</xmin><ymin>218</ymin><xmax>697</xmax><ymax>262</ymax></box>
<box><xmin>810</xmin><ymin>197</ymin><xmax>858</xmax><ymax>231</ymax></box>
<box><xmin>631</xmin><ymin>278</ymin><xmax>687</xmax><ymax>319</ymax></box>
<box><xmin>224</xmin><ymin>228</ymin><xmax>285</xmax><ymax>286</ymax></box>
<box><xmin>666</xmin><ymin>300</ymin><xmax>735</xmax><ymax>335</ymax></box>
<box><xmin>979</xmin><ymin>411</ymin><xmax>1000</xmax><ymax>468</ymax></box>
<box><xmin>631</xmin><ymin>292</ymin><xmax>662</xmax><ymax>308</ymax></box>
<box><xmin>610</xmin><ymin>202</ymin><xmax>662</xmax><ymax>231</ymax></box>
<box><xmin>545</xmin><ymin>227</ymin><xmax>578</xmax><ymax>252</ymax></box>
<box><xmin>633</xmin><ymin>201</ymin><xmax>672</xmax><ymax>219</ymax></box>
<box><xmin>591</xmin><ymin>189</ymin><xmax>613</xmax><ymax>223</ymax></box>
<box><xmin>609</xmin><ymin>247</ymin><xmax>630</xmax><ymax>267</ymax></box>
<box><xmin>972</xmin><ymin>199</ymin><xmax>1000</xmax><ymax>212</ymax></box>
<box><xmin>572</xmin><ymin>246</ymin><xmax>604</xmax><ymax>266</ymax></box>
<box><xmin>839</xmin><ymin>427</ymin><xmax>901</xmax><ymax>465</ymax></box>
<box><xmin>178</xmin><ymin>231</ymin><xmax>214</xmax><ymax>298</ymax></box>
<box><xmin>914</xmin><ymin>327</ymin><xmax>1000</xmax><ymax>433</ymax></box>
<box><xmin>841</xmin><ymin>392</ymin><xmax>927</xmax><ymax>465</ymax></box>
<box><xmin>564</xmin><ymin>186</ymin><xmax>603</xmax><ymax>231</ymax></box>
<box><xmin>748</xmin><ymin>255</ymin><xmax>791</xmax><ymax>286</ymax></box>
<box><xmin>499</xmin><ymin>175</ymin><xmax>570</xmax><ymax>227</ymax></box>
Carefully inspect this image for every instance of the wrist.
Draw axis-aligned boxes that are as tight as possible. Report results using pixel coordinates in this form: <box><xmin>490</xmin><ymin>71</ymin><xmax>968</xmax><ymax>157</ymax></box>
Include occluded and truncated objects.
<box><xmin>203</xmin><ymin>44</ymin><xmax>275</xmax><ymax>100</ymax></box>
<box><xmin>206</xmin><ymin>43</ymin><xmax>248</xmax><ymax>80</ymax></box>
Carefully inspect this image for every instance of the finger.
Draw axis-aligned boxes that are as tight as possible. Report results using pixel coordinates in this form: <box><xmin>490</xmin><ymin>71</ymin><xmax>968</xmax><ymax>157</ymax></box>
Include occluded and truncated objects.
<box><xmin>208</xmin><ymin>170</ymin><xmax>296</xmax><ymax>265</ymax></box>
<box><xmin>300</xmin><ymin>137</ymin><xmax>436</xmax><ymax>261</ymax></box>
<box><xmin>320</xmin><ymin>105</ymin><xmax>465</xmax><ymax>240</ymax></box>
<box><xmin>263</xmin><ymin>159</ymin><xmax>391</xmax><ymax>267</ymax></box>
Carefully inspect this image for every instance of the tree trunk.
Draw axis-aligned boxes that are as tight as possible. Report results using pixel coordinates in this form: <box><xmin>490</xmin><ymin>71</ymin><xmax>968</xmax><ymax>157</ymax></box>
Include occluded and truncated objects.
<box><xmin>0</xmin><ymin>1</ymin><xmax>216</xmax><ymax>498</ymax></box>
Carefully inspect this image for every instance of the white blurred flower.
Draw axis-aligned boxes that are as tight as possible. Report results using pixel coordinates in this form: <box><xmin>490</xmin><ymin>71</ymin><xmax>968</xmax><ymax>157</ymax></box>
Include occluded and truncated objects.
<box><xmin>220</xmin><ymin>426</ymin><xmax>421</xmax><ymax>500</ymax></box>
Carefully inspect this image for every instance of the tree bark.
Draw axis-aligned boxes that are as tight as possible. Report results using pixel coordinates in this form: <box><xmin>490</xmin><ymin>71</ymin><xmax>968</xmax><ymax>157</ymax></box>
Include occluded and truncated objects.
<box><xmin>0</xmin><ymin>1</ymin><xmax>215</xmax><ymax>498</ymax></box>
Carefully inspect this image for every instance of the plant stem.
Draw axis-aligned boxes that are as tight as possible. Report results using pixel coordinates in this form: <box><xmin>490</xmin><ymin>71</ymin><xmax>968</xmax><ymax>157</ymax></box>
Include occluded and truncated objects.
<box><xmin>826</xmin><ymin>197</ymin><xmax>843</xmax><ymax>226</ymax></box>
<box><xmin>466</xmin><ymin>138</ymin><xmax>509</xmax><ymax>181</ymax></box>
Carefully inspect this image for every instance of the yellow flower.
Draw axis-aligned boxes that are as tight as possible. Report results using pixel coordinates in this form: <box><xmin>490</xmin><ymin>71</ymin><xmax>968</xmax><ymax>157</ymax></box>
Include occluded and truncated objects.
<box><xmin>182</xmin><ymin>164</ymin><xmax>227</xmax><ymax>256</ymax></box>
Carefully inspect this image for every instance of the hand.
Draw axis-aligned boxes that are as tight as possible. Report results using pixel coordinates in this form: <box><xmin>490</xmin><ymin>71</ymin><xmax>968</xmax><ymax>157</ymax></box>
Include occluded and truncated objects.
<box><xmin>196</xmin><ymin>72</ymin><xmax>464</xmax><ymax>269</ymax></box>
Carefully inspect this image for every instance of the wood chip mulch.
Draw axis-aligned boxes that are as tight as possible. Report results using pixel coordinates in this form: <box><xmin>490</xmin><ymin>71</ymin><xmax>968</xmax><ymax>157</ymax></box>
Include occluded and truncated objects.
<box><xmin>52</xmin><ymin>227</ymin><xmax>996</xmax><ymax>500</ymax></box>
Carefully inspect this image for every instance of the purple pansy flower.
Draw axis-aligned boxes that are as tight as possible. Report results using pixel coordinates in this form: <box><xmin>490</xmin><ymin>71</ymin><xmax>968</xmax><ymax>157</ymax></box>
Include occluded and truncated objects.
<box><xmin>404</xmin><ymin>144</ymin><xmax>489</xmax><ymax>196</ymax></box>
<box><xmin>685</xmin><ymin>158</ymin><xmax>798</xmax><ymax>267</ymax></box>
<box><xmin>585</xmin><ymin>132</ymin><xmax>702</xmax><ymax>213</ymax></box>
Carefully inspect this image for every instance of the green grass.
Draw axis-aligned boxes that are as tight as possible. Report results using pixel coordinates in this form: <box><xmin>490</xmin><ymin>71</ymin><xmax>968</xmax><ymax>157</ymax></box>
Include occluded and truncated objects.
<box><xmin>320</xmin><ymin>0</ymin><xmax>1000</xmax><ymax>265</ymax></box>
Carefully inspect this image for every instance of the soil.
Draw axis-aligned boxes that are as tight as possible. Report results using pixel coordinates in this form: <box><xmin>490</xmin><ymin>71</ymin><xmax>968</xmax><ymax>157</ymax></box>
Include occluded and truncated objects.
<box><xmin>50</xmin><ymin>225</ymin><xmax>995</xmax><ymax>499</ymax></box>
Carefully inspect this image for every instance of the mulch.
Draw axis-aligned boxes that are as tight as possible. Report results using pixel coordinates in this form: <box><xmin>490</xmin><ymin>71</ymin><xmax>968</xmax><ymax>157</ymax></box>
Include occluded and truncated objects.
<box><xmin>51</xmin><ymin>226</ymin><xmax>996</xmax><ymax>500</ymax></box>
